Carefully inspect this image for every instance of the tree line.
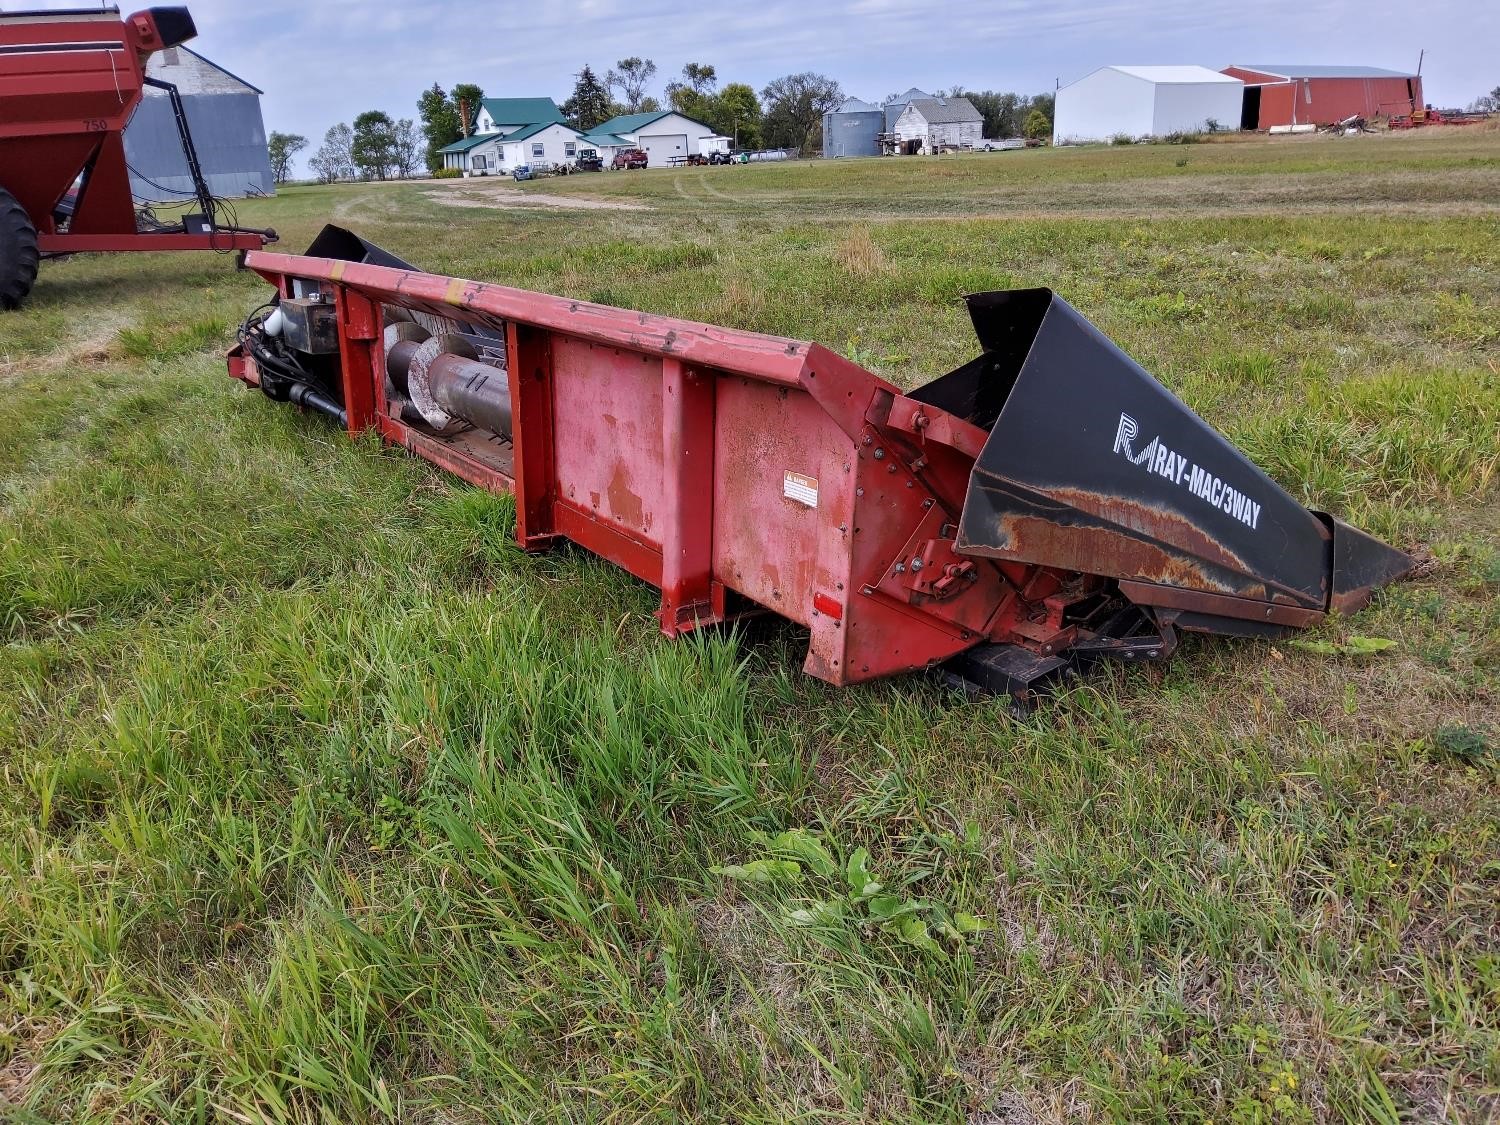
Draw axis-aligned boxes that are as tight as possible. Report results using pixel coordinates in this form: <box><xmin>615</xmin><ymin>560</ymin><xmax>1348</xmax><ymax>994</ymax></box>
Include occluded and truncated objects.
<box><xmin>267</xmin><ymin>63</ymin><xmax>1063</xmax><ymax>183</ymax></box>
<box><xmin>269</xmin><ymin>111</ymin><xmax>423</xmax><ymax>185</ymax></box>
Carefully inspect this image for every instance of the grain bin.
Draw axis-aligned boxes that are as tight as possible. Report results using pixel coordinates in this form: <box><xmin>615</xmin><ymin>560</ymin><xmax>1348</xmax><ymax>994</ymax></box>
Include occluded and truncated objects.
<box><xmin>822</xmin><ymin>97</ymin><xmax>883</xmax><ymax>158</ymax></box>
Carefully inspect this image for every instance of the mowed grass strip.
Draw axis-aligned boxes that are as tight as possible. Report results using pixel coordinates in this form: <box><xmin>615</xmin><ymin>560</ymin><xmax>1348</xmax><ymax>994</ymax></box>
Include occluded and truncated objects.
<box><xmin>0</xmin><ymin>133</ymin><xmax>1496</xmax><ymax>1122</ymax></box>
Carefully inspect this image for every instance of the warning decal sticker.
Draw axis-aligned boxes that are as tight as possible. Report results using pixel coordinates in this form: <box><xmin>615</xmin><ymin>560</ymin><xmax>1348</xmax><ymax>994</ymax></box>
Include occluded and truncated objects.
<box><xmin>783</xmin><ymin>471</ymin><xmax>818</xmax><ymax>508</ymax></box>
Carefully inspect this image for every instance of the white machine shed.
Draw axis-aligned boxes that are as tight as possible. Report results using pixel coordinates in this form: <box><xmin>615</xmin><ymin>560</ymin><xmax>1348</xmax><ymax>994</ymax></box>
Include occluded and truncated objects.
<box><xmin>1053</xmin><ymin>66</ymin><xmax>1244</xmax><ymax>144</ymax></box>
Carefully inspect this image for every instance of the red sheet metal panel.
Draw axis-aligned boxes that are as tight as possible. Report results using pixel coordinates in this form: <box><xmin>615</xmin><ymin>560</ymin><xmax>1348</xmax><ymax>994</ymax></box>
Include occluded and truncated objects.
<box><xmin>551</xmin><ymin>338</ymin><xmax>666</xmax><ymax>544</ymax></box>
<box><xmin>237</xmin><ymin>250</ymin><xmax>1033</xmax><ymax>685</ymax></box>
<box><xmin>1223</xmin><ymin>67</ymin><xmax>1422</xmax><ymax>127</ymax></box>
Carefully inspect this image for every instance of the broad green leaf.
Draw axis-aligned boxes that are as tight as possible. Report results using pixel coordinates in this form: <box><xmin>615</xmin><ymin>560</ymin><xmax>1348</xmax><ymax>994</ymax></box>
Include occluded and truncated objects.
<box><xmin>711</xmin><ymin>859</ymin><xmax>801</xmax><ymax>883</ymax></box>
<box><xmin>766</xmin><ymin>829</ymin><xmax>837</xmax><ymax>877</ymax></box>
<box><xmin>846</xmin><ymin>847</ymin><xmax>882</xmax><ymax>898</ymax></box>
<box><xmin>866</xmin><ymin>894</ymin><xmax>919</xmax><ymax>920</ymax></box>
<box><xmin>1291</xmin><ymin>635</ymin><xmax>1396</xmax><ymax>657</ymax></box>
<box><xmin>954</xmin><ymin>912</ymin><xmax>993</xmax><ymax>935</ymax></box>
<box><xmin>1289</xmin><ymin>639</ymin><xmax>1340</xmax><ymax>655</ymax></box>
<box><xmin>1345</xmin><ymin>635</ymin><xmax>1396</xmax><ymax>655</ymax></box>
<box><xmin>786</xmin><ymin>899</ymin><xmax>845</xmax><ymax>926</ymax></box>
<box><xmin>892</xmin><ymin>915</ymin><xmax>943</xmax><ymax>956</ymax></box>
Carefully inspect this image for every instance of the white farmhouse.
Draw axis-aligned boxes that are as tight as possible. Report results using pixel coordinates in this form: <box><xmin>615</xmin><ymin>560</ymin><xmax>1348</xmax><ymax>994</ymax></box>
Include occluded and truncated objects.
<box><xmin>891</xmin><ymin>97</ymin><xmax>984</xmax><ymax>154</ymax></box>
<box><xmin>1053</xmin><ymin>66</ymin><xmax>1244</xmax><ymax>144</ymax></box>
<box><xmin>440</xmin><ymin>122</ymin><xmax>589</xmax><ymax>176</ymax></box>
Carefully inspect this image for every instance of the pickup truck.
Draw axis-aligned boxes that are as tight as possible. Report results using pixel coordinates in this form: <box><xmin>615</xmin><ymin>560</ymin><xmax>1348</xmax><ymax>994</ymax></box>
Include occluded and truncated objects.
<box><xmin>611</xmin><ymin>148</ymin><xmax>648</xmax><ymax>170</ymax></box>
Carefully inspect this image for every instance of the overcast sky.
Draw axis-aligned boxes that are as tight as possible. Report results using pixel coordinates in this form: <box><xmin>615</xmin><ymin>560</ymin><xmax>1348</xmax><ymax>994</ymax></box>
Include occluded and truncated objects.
<box><xmin>27</xmin><ymin>0</ymin><xmax>1497</xmax><ymax>167</ymax></box>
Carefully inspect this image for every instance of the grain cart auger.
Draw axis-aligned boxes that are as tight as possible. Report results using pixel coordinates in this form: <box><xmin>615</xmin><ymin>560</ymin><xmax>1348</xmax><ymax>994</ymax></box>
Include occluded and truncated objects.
<box><xmin>226</xmin><ymin>227</ymin><xmax>1413</xmax><ymax>702</ymax></box>
<box><xmin>0</xmin><ymin>6</ymin><xmax>275</xmax><ymax>309</ymax></box>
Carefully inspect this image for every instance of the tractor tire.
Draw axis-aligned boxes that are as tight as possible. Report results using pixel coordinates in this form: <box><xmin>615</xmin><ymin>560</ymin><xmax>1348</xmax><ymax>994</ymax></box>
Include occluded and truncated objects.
<box><xmin>0</xmin><ymin>186</ymin><xmax>40</xmax><ymax>311</ymax></box>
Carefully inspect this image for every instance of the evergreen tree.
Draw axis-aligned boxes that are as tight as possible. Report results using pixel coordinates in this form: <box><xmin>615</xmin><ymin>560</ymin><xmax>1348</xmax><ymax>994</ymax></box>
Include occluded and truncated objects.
<box><xmin>563</xmin><ymin>65</ymin><xmax>612</xmax><ymax>131</ymax></box>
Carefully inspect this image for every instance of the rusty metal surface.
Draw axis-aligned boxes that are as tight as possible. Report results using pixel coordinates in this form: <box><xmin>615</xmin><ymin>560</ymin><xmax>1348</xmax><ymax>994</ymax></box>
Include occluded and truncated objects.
<box><xmin>952</xmin><ymin>289</ymin><xmax>1361</xmax><ymax>627</ymax></box>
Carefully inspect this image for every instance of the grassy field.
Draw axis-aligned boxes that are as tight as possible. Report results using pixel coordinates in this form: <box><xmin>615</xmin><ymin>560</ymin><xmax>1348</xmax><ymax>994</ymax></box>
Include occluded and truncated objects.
<box><xmin>1</xmin><ymin>132</ymin><xmax>1497</xmax><ymax>1122</ymax></box>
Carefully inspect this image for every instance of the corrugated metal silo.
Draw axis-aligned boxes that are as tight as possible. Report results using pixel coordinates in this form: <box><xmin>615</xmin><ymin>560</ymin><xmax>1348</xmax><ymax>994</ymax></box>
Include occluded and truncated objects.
<box><xmin>822</xmin><ymin>97</ymin><xmax>883</xmax><ymax>158</ymax></box>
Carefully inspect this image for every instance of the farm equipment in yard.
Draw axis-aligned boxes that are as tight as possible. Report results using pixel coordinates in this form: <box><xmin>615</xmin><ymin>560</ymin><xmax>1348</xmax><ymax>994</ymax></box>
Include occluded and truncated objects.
<box><xmin>226</xmin><ymin>226</ymin><xmax>1413</xmax><ymax>703</ymax></box>
<box><xmin>1387</xmin><ymin>107</ymin><xmax>1491</xmax><ymax>129</ymax></box>
<box><xmin>0</xmin><ymin>5</ymin><xmax>275</xmax><ymax>309</ymax></box>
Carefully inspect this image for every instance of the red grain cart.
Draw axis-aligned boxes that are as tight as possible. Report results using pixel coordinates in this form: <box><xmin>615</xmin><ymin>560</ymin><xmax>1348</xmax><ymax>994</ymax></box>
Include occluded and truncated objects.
<box><xmin>0</xmin><ymin>5</ymin><xmax>274</xmax><ymax>309</ymax></box>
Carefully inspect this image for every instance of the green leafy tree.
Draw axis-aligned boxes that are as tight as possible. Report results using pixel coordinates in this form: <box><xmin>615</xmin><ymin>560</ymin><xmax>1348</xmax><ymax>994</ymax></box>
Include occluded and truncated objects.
<box><xmin>1471</xmin><ymin>85</ymin><xmax>1500</xmax><ymax>112</ymax></box>
<box><xmin>308</xmin><ymin>122</ymin><xmax>354</xmax><ymax>183</ymax></box>
<box><xmin>706</xmin><ymin>82</ymin><xmax>762</xmax><ymax>148</ymax></box>
<box><xmin>352</xmin><ymin>110</ymin><xmax>398</xmax><ymax>179</ymax></box>
<box><xmin>639</xmin><ymin>95</ymin><xmax>661</xmax><ymax>114</ymax></box>
<box><xmin>607</xmin><ymin>57</ymin><xmax>656</xmax><ymax>113</ymax></box>
<box><xmin>682</xmin><ymin>63</ymin><xmax>717</xmax><ymax>94</ymax></box>
<box><xmin>450</xmin><ymin>83</ymin><xmax>485</xmax><ymax>134</ymax></box>
<box><xmin>1023</xmin><ymin>108</ymin><xmax>1051</xmax><ymax>141</ymax></box>
<box><xmin>761</xmin><ymin>72</ymin><xmax>842</xmax><ymax>153</ymax></box>
<box><xmin>563</xmin><ymin>65</ymin><xmax>613</xmax><ymax>131</ymax></box>
<box><xmin>266</xmin><ymin>131</ymin><xmax>306</xmax><ymax>183</ymax></box>
<box><xmin>417</xmin><ymin>83</ymin><xmax>461</xmax><ymax>173</ymax></box>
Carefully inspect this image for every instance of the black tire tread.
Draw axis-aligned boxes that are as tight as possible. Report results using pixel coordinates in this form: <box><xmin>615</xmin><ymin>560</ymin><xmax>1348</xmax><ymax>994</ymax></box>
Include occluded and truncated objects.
<box><xmin>0</xmin><ymin>186</ymin><xmax>40</xmax><ymax>311</ymax></box>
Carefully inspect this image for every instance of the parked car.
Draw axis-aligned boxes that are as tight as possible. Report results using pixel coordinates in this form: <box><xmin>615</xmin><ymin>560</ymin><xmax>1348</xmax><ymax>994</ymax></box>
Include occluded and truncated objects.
<box><xmin>512</xmin><ymin>165</ymin><xmax>534</xmax><ymax>181</ymax></box>
<box><xmin>707</xmin><ymin>150</ymin><xmax>732</xmax><ymax>165</ymax></box>
<box><xmin>612</xmin><ymin>148</ymin><xmax>648</xmax><ymax>170</ymax></box>
<box><xmin>575</xmin><ymin>148</ymin><xmax>603</xmax><ymax>172</ymax></box>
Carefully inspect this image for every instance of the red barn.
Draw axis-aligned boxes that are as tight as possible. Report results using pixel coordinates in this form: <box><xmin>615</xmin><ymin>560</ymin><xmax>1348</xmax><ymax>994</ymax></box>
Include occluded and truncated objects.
<box><xmin>1223</xmin><ymin>65</ymin><xmax>1422</xmax><ymax>129</ymax></box>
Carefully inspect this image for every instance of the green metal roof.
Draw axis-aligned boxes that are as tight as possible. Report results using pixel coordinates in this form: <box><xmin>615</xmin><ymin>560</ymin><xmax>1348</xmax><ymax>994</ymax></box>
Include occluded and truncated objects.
<box><xmin>480</xmin><ymin>97</ymin><xmax>566</xmax><ymax>126</ymax></box>
<box><xmin>498</xmin><ymin>120</ymin><xmax>577</xmax><ymax>143</ymax></box>
<box><xmin>438</xmin><ymin>133</ymin><xmax>501</xmax><ymax>154</ymax></box>
<box><xmin>595</xmin><ymin>110</ymin><xmax>671</xmax><ymax>134</ymax></box>
<box><xmin>440</xmin><ymin>120</ymin><xmax>580</xmax><ymax>154</ymax></box>
<box><xmin>581</xmin><ymin>132</ymin><xmax>631</xmax><ymax>147</ymax></box>
<box><xmin>596</xmin><ymin>109</ymin><xmax>717</xmax><ymax>136</ymax></box>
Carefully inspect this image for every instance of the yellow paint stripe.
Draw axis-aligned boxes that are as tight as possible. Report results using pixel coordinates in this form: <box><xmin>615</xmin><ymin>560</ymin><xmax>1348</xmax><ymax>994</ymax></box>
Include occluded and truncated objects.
<box><xmin>329</xmin><ymin>261</ymin><xmax>345</xmax><ymax>281</ymax></box>
<box><xmin>445</xmin><ymin>277</ymin><xmax>467</xmax><ymax>306</ymax></box>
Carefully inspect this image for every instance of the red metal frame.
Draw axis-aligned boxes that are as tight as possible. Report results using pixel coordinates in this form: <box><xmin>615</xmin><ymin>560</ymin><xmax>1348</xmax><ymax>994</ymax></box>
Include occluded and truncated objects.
<box><xmin>1</xmin><ymin>7</ymin><xmax>265</xmax><ymax>256</ymax></box>
<box><xmin>229</xmin><ymin>250</ymin><xmax>1097</xmax><ymax>686</ymax></box>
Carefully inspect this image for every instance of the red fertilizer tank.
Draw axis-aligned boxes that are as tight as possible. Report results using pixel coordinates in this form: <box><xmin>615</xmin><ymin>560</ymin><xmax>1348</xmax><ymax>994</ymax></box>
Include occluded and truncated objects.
<box><xmin>0</xmin><ymin>5</ymin><xmax>274</xmax><ymax>309</ymax></box>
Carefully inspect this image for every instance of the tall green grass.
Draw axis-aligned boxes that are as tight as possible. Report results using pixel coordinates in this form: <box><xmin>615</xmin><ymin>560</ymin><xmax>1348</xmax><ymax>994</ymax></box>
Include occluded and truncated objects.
<box><xmin>1</xmin><ymin>132</ymin><xmax>1496</xmax><ymax>1121</ymax></box>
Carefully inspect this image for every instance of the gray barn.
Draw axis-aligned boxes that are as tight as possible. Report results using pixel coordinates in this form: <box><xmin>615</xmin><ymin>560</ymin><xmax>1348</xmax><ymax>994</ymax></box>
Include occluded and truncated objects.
<box><xmin>124</xmin><ymin>46</ymin><xmax>274</xmax><ymax>201</ymax></box>
<box><xmin>822</xmin><ymin>97</ymin><xmax>883</xmax><ymax>158</ymax></box>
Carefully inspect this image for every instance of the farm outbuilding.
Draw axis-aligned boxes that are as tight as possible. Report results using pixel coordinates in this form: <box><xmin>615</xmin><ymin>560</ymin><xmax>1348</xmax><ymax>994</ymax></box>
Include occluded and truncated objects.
<box><xmin>891</xmin><ymin>97</ymin><xmax>984</xmax><ymax>154</ymax></box>
<box><xmin>592</xmin><ymin>110</ymin><xmax>726</xmax><ymax>165</ymax></box>
<box><xmin>1223</xmin><ymin>65</ymin><xmax>1422</xmax><ymax>129</ymax></box>
<box><xmin>122</xmin><ymin>45</ymin><xmax>273</xmax><ymax>200</ymax></box>
<box><xmin>822</xmin><ymin>97</ymin><xmax>883</xmax><ymax>157</ymax></box>
<box><xmin>1053</xmin><ymin>66</ymin><xmax>1244</xmax><ymax>144</ymax></box>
